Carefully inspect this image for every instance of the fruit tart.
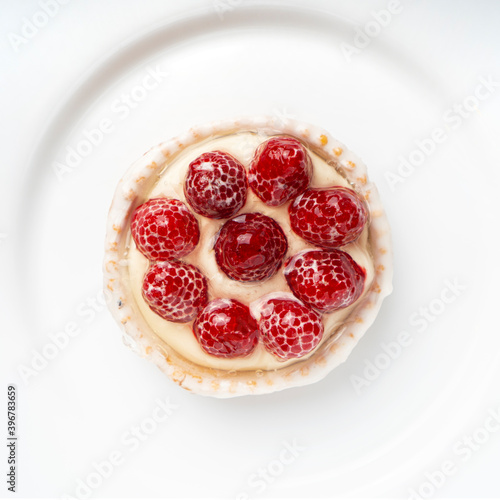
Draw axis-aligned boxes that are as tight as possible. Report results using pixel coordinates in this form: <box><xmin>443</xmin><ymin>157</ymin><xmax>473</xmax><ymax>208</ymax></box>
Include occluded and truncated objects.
<box><xmin>103</xmin><ymin>117</ymin><xmax>392</xmax><ymax>397</ymax></box>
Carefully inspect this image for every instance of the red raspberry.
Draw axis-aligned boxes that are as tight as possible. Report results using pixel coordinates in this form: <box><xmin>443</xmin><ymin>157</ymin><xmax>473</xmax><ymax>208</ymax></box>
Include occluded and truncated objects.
<box><xmin>289</xmin><ymin>187</ymin><xmax>368</xmax><ymax>248</ymax></box>
<box><xmin>131</xmin><ymin>198</ymin><xmax>199</xmax><ymax>261</ymax></box>
<box><xmin>249</xmin><ymin>136</ymin><xmax>312</xmax><ymax>206</ymax></box>
<box><xmin>142</xmin><ymin>261</ymin><xmax>208</xmax><ymax>323</ymax></box>
<box><xmin>284</xmin><ymin>249</ymin><xmax>365</xmax><ymax>313</ymax></box>
<box><xmin>256</xmin><ymin>296</ymin><xmax>324</xmax><ymax>361</ymax></box>
<box><xmin>184</xmin><ymin>151</ymin><xmax>248</xmax><ymax>219</ymax></box>
<box><xmin>193</xmin><ymin>299</ymin><xmax>259</xmax><ymax>358</ymax></box>
<box><xmin>214</xmin><ymin>213</ymin><xmax>288</xmax><ymax>282</ymax></box>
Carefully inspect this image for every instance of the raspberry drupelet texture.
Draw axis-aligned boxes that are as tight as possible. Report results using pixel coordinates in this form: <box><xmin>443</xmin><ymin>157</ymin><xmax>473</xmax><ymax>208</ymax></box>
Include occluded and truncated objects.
<box><xmin>142</xmin><ymin>260</ymin><xmax>208</xmax><ymax>323</ymax></box>
<box><xmin>131</xmin><ymin>198</ymin><xmax>200</xmax><ymax>261</ymax></box>
<box><xmin>193</xmin><ymin>299</ymin><xmax>259</xmax><ymax>358</ymax></box>
<box><xmin>214</xmin><ymin>212</ymin><xmax>288</xmax><ymax>282</ymax></box>
<box><xmin>256</xmin><ymin>296</ymin><xmax>324</xmax><ymax>361</ymax></box>
<box><xmin>289</xmin><ymin>187</ymin><xmax>368</xmax><ymax>248</ymax></box>
<box><xmin>284</xmin><ymin>249</ymin><xmax>366</xmax><ymax>313</ymax></box>
<box><xmin>184</xmin><ymin>151</ymin><xmax>248</xmax><ymax>219</ymax></box>
<box><xmin>249</xmin><ymin>136</ymin><xmax>312</xmax><ymax>206</ymax></box>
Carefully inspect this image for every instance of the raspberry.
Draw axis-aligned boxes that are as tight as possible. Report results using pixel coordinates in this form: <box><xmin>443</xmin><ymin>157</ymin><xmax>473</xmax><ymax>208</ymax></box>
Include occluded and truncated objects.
<box><xmin>249</xmin><ymin>136</ymin><xmax>312</xmax><ymax>206</ymax></box>
<box><xmin>142</xmin><ymin>260</ymin><xmax>208</xmax><ymax>323</ymax></box>
<box><xmin>131</xmin><ymin>198</ymin><xmax>199</xmax><ymax>261</ymax></box>
<box><xmin>214</xmin><ymin>213</ymin><xmax>288</xmax><ymax>282</ymax></box>
<box><xmin>184</xmin><ymin>151</ymin><xmax>248</xmax><ymax>219</ymax></box>
<box><xmin>256</xmin><ymin>296</ymin><xmax>324</xmax><ymax>361</ymax></box>
<box><xmin>284</xmin><ymin>249</ymin><xmax>365</xmax><ymax>313</ymax></box>
<box><xmin>289</xmin><ymin>187</ymin><xmax>368</xmax><ymax>248</ymax></box>
<box><xmin>193</xmin><ymin>299</ymin><xmax>259</xmax><ymax>358</ymax></box>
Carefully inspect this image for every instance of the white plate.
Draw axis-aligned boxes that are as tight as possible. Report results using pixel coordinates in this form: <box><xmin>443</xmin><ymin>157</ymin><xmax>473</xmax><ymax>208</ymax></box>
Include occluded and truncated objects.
<box><xmin>2</xmin><ymin>1</ymin><xmax>500</xmax><ymax>498</ymax></box>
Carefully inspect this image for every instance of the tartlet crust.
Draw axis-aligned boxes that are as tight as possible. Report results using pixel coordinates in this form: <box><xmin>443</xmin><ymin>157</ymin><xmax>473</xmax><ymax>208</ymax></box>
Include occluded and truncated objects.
<box><xmin>103</xmin><ymin>116</ymin><xmax>393</xmax><ymax>397</ymax></box>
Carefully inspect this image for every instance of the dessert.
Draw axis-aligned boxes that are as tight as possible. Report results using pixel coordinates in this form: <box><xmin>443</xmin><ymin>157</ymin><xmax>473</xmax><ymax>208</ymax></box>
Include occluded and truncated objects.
<box><xmin>104</xmin><ymin>117</ymin><xmax>392</xmax><ymax>397</ymax></box>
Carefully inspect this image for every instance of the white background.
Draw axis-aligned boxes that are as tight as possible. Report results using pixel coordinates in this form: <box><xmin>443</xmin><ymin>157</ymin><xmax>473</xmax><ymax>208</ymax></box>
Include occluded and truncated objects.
<box><xmin>1</xmin><ymin>0</ymin><xmax>500</xmax><ymax>498</ymax></box>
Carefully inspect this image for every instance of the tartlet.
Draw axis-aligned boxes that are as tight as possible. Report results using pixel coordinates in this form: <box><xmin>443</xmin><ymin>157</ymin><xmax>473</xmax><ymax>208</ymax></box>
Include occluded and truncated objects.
<box><xmin>104</xmin><ymin>116</ymin><xmax>392</xmax><ymax>397</ymax></box>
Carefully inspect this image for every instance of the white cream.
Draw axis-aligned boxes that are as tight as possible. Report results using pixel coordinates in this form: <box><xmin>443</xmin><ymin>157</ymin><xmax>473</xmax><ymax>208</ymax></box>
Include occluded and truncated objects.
<box><xmin>126</xmin><ymin>132</ymin><xmax>374</xmax><ymax>371</ymax></box>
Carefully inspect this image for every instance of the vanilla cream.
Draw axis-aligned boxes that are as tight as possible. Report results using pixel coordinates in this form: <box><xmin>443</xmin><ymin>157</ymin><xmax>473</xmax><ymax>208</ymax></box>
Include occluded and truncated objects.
<box><xmin>125</xmin><ymin>132</ymin><xmax>374</xmax><ymax>371</ymax></box>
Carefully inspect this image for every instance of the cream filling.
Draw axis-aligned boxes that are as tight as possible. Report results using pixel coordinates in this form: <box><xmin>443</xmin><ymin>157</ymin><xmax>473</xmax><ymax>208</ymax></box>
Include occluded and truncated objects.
<box><xmin>126</xmin><ymin>132</ymin><xmax>374</xmax><ymax>371</ymax></box>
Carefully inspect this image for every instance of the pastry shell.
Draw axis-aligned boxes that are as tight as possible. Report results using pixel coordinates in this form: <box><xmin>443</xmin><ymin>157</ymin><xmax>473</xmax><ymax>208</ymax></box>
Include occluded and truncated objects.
<box><xmin>103</xmin><ymin>116</ymin><xmax>393</xmax><ymax>397</ymax></box>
